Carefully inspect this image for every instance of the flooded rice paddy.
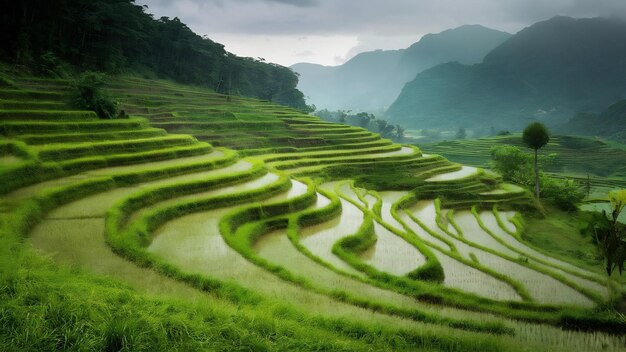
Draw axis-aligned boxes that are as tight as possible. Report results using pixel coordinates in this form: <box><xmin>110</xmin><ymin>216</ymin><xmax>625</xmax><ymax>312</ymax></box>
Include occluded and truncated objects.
<box><xmin>426</xmin><ymin>166</ymin><xmax>478</xmax><ymax>182</ymax></box>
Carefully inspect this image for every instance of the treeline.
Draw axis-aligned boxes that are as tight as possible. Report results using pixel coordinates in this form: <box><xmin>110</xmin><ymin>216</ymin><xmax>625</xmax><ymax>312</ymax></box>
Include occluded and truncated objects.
<box><xmin>0</xmin><ymin>0</ymin><xmax>310</xmax><ymax>111</ymax></box>
<box><xmin>316</xmin><ymin>109</ymin><xmax>405</xmax><ymax>141</ymax></box>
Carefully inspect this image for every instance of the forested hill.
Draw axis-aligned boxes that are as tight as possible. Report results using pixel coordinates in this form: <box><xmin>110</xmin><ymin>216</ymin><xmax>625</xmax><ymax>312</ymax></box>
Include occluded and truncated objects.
<box><xmin>386</xmin><ymin>16</ymin><xmax>626</xmax><ymax>132</ymax></box>
<box><xmin>0</xmin><ymin>0</ymin><xmax>309</xmax><ymax>111</ymax></box>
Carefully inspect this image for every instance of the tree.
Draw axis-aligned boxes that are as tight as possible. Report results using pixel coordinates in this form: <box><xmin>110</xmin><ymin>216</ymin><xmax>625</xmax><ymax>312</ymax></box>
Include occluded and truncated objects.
<box><xmin>355</xmin><ymin>112</ymin><xmax>374</xmax><ymax>128</ymax></box>
<box><xmin>490</xmin><ymin>145</ymin><xmax>534</xmax><ymax>187</ymax></box>
<box><xmin>491</xmin><ymin>145</ymin><xmax>580</xmax><ymax>210</ymax></box>
<box><xmin>522</xmin><ymin>122</ymin><xmax>550</xmax><ymax>198</ymax></box>
<box><xmin>375</xmin><ymin>119</ymin><xmax>395</xmax><ymax>137</ymax></box>
<box><xmin>590</xmin><ymin>190</ymin><xmax>626</xmax><ymax>276</ymax></box>
<box><xmin>395</xmin><ymin>124</ymin><xmax>405</xmax><ymax>141</ymax></box>
<box><xmin>72</xmin><ymin>71</ymin><xmax>118</xmax><ymax>119</ymax></box>
<box><xmin>338</xmin><ymin>110</ymin><xmax>347</xmax><ymax>124</ymax></box>
<box><xmin>376</xmin><ymin>119</ymin><xmax>388</xmax><ymax>133</ymax></box>
<box><xmin>0</xmin><ymin>0</ymin><xmax>309</xmax><ymax>110</ymax></box>
<box><xmin>456</xmin><ymin>128</ymin><xmax>466</xmax><ymax>139</ymax></box>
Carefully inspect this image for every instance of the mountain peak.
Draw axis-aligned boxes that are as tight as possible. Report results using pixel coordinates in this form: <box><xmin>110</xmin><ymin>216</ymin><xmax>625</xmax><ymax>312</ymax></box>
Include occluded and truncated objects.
<box><xmin>387</xmin><ymin>16</ymin><xmax>626</xmax><ymax>132</ymax></box>
<box><xmin>484</xmin><ymin>16</ymin><xmax>626</xmax><ymax>65</ymax></box>
<box><xmin>291</xmin><ymin>24</ymin><xmax>511</xmax><ymax>111</ymax></box>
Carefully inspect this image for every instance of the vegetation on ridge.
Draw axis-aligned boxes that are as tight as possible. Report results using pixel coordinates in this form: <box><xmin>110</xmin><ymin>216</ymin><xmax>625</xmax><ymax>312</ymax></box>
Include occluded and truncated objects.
<box><xmin>0</xmin><ymin>0</ymin><xmax>310</xmax><ymax>111</ymax></box>
<box><xmin>1</xmin><ymin>70</ymin><xmax>625</xmax><ymax>351</ymax></box>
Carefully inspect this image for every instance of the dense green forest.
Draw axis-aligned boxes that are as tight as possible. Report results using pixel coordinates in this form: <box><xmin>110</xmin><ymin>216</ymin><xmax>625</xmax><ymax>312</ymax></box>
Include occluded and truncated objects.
<box><xmin>0</xmin><ymin>0</ymin><xmax>310</xmax><ymax>110</ymax></box>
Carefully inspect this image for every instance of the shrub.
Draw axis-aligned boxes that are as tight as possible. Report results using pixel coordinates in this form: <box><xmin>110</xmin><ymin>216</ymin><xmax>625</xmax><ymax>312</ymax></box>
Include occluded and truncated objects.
<box><xmin>490</xmin><ymin>145</ymin><xmax>582</xmax><ymax>210</ymax></box>
<box><xmin>36</xmin><ymin>51</ymin><xmax>68</xmax><ymax>78</ymax></box>
<box><xmin>490</xmin><ymin>145</ymin><xmax>534</xmax><ymax>187</ymax></box>
<box><xmin>0</xmin><ymin>73</ymin><xmax>16</xmax><ymax>87</ymax></box>
<box><xmin>540</xmin><ymin>177</ymin><xmax>584</xmax><ymax>211</ymax></box>
<box><xmin>72</xmin><ymin>71</ymin><xmax>118</xmax><ymax>119</ymax></box>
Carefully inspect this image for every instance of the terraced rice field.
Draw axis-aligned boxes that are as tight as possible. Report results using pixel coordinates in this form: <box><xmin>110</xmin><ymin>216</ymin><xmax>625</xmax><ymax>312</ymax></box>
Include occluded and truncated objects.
<box><xmin>1</xmin><ymin>77</ymin><xmax>625</xmax><ymax>351</ymax></box>
<box><xmin>423</xmin><ymin>135</ymin><xmax>626</xmax><ymax>197</ymax></box>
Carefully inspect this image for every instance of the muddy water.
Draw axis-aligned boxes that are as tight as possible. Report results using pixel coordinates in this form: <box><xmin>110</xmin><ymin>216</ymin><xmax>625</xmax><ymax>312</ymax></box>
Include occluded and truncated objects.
<box><xmin>360</xmin><ymin>222</ymin><xmax>426</xmax><ymax>276</ymax></box>
<box><xmin>440</xmin><ymin>209</ymin><xmax>461</xmax><ymax>236</ymax></box>
<box><xmin>456</xmin><ymin>237</ymin><xmax>594</xmax><ymax>307</ymax></box>
<box><xmin>479</xmin><ymin>211</ymin><xmax>609</xmax><ymax>299</ymax></box>
<box><xmin>498</xmin><ymin>210</ymin><xmax>518</xmax><ymax>233</ymax></box>
<box><xmin>31</xmin><ymin>218</ymin><xmax>201</xmax><ymax>297</ymax></box>
<box><xmin>47</xmin><ymin>160</ymin><xmax>253</xmax><ymax>220</ymax></box>
<box><xmin>336</xmin><ymin>182</ymin><xmax>362</xmax><ymax>205</ymax></box>
<box><xmin>436</xmin><ymin>250</ymin><xmax>522</xmax><ymax>301</ymax></box>
<box><xmin>32</xmin><ymin>192</ymin><xmax>506</xmax><ymax>338</ymax></box>
<box><xmin>405</xmin><ymin>201</ymin><xmax>595</xmax><ymax>306</ymax></box>
<box><xmin>4</xmin><ymin>150</ymin><xmax>230</xmax><ymax>203</ymax></box>
<box><xmin>146</xmin><ymin>190</ymin><xmax>496</xmax><ymax>328</ymax></box>
<box><xmin>339</xmin><ymin>186</ymin><xmax>520</xmax><ymax>300</ymax></box>
<box><xmin>402</xmin><ymin>201</ymin><xmax>454</xmax><ymax>251</ymax></box>
<box><xmin>339</xmin><ymin>146</ymin><xmax>415</xmax><ymax>161</ymax></box>
<box><xmin>300</xmin><ymin>198</ymin><xmax>367</xmax><ymax>277</ymax></box>
<box><xmin>394</xmin><ymin>203</ymin><xmax>520</xmax><ymax>301</ymax></box>
<box><xmin>454</xmin><ymin>211</ymin><xmax>520</xmax><ymax>257</ymax></box>
<box><xmin>264</xmin><ymin>179</ymin><xmax>308</xmax><ymax>202</ymax></box>
<box><xmin>86</xmin><ymin>150</ymin><xmax>226</xmax><ymax>176</ymax></box>
<box><xmin>256</xmin><ymin>226</ymin><xmax>517</xmax><ymax>314</ymax></box>
<box><xmin>378</xmin><ymin>191</ymin><xmax>406</xmax><ymax>230</ymax></box>
<box><xmin>426</xmin><ymin>166</ymin><xmax>478</xmax><ymax>182</ymax></box>
<box><xmin>26</xmin><ymin>173</ymin><xmax>625</xmax><ymax>351</ymax></box>
<box><xmin>363</xmin><ymin>194</ymin><xmax>378</xmax><ymax>211</ymax></box>
<box><xmin>442</xmin><ymin>215</ymin><xmax>595</xmax><ymax>307</ymax></box>
<box><xmin>275</xmin><ymin>146</ymin><xmax>417</xmax><ymax>172</ymax></box>
<box><xmin>129</xmin><ymin>169</ymin><xmax>277</xmax><ymax>223</ymax></box>
<box><xmin>480</xmin><ymin>183</ymin><xmax>524</xmax><ymax>195</ymax></box>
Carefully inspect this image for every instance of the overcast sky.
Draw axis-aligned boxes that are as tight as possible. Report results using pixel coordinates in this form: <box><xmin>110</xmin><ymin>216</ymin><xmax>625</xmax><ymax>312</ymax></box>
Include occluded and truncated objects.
<box><xmin>139</xmin><ymin>0</ymin><xmax>626</xmax><ymax>67</ymax></box>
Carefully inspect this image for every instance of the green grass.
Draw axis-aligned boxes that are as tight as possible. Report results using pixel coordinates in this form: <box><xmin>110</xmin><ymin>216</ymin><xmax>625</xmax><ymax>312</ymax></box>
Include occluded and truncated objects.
<box><xmin>422</xmin><ymin>134</ymin><xmax>626</xmax><ymax>196</ymax></box>
<box><xmin>0</xmin><ymin>109</ymin><xmax>96</xmax><ymax>120</ymax></box>
<box><xmin>17</xmin><ymin>127</ymin><xmax>167</xmax><ymax>144</ymax></box>
<box><xmin>522</xmin><ymin>206</ymin><xmax>612</xmax><ymax>275</ymax></box>
<box><xmin>2</xmin><ymin>73</ymin><xmax>626</xmax><ymax>351</ymax></box>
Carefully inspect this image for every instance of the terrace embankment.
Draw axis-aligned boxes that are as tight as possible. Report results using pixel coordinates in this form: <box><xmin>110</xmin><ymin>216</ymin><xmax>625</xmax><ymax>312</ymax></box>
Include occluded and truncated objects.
<box><xmin>1</xmin><ymin>76</ymin><xmax>625</xmax><ymax>351</ymax></box>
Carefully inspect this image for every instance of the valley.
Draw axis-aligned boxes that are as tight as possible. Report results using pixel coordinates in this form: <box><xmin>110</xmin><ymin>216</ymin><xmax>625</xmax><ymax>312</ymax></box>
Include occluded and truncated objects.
<box><xmin>1</xmin><ymin>75</ymin><xmax>624</xmax><ymax>351</ymax></box>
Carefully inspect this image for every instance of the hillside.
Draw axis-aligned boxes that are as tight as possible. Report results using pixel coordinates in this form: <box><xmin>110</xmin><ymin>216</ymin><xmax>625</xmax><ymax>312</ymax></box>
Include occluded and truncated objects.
<box><xmin>1</xmin><ymin>73</ymin><xmax>625</xmax><ymax>351</ymax></box>
<box><xmin>387</xmin><ymin>17</ymin><xmax>626</xmax><ymax>132</ymax></box>
<box><xmin>561</xmin><ymin>99</ymin><xmax>626</xmax><ymax>142</ymax></box>
<box><xmin>0</xmin><ymin>0</ymin><xmax>309</xmax><ymax>110</ymax></box>
<box><xmin>291</xmin><ymin>25</ymin><xmax>511</xmax><ymax>111</ymax></box>
<box><xmin>422</xmin><ymin>134</ymin><xmax>626</xmax><ymax>198</ymax></box>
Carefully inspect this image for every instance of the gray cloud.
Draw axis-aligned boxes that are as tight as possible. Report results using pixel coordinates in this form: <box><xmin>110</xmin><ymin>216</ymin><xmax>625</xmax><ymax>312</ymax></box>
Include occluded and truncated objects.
<box><xmin>143</xmin><ymin>0</ymin><xmax>626</xmax><ymax>34</ymax></box>
<box><xmin>139</xmin><ymin>0</ymin><xmax>626</xmax><ymax>65</ymax></box>
<box><xmin>269</xmin><ymin>0</ymin><xmax>318</xmax><ymax>7</ymax></box>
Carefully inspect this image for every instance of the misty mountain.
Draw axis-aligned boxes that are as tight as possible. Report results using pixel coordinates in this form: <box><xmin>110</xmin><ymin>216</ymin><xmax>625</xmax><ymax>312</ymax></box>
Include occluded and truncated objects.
<box><xmin>386</xmin><ymin>16</ymin><xmax>626</xmax><ymax>132</ymax></box>
<box><xmin>561</xmin><ymin>99</ymin><xmax>626</xmax><ymax>142</ymax></box>
<box><xmin>291</xmin><ymin>25</ymin><xmax>511</xmax><ymax>111</ymax></box>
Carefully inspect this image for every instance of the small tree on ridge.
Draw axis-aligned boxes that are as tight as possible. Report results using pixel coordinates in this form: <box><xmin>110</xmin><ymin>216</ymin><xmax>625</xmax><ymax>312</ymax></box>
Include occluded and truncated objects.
<box><xmin>522</xmin><ymin>122</ymin><xmax>550</xmax><ymax>198</ymax></box>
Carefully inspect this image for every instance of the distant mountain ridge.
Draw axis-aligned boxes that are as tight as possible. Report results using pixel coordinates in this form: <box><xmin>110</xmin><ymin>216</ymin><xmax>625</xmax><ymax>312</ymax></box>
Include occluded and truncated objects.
<box><xmin>291</xmin><ymin>25</ymin><xmax>511</xmax><ymax>111</ymax></box>
<box><xmin>562</xmin><ymin>99</ymin><xmax>626</xmax><ymax>142</ymax></box>
<box><xmin>386</xmin><ymin>16</ymin><xmax>626</xmax><ymax>132</ymax></box>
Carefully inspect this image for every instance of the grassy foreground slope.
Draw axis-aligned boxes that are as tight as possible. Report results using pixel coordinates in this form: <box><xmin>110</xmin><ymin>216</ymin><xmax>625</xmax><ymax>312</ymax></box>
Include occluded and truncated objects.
<box><xmin>1</xmin><ymin>76</ymin><xmax>625</xmax><ymax>351</ymax></box>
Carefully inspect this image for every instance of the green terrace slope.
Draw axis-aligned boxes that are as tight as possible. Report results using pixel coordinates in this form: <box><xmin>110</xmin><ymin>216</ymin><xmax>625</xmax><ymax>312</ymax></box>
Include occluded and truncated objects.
<box><xmin>1</xmin><ymin>76</ymin><xmax>625</xmax><ymax>351</ymax></box>
<box><xmin>422</xmin><ymin>134</ymin><xmax>626</xmax><ymax>197</ymax></box>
